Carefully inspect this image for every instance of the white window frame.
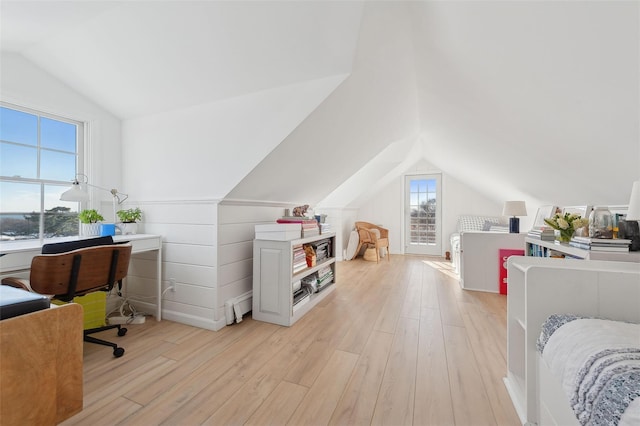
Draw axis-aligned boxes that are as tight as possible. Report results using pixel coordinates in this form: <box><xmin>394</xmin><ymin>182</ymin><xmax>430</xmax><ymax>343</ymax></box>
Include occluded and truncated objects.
<box><xmin>0</xmin><ymin>102</ymin><xmax>85</xmax><ymax>240</ymax></box>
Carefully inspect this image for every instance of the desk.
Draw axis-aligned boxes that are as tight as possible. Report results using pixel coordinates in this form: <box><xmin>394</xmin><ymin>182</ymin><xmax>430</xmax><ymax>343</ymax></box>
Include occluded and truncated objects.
<box><xmin>0</xmin><ymin>234</ymin><xmax>163</xmax><ymax>321</ymax></box>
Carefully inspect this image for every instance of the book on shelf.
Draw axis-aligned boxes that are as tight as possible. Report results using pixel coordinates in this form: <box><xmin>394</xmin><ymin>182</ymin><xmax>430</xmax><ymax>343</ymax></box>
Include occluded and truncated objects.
<box><xmin>527</xmin><ymin>226</ymin><xmax>555</xmax><ymax>241</ymax></box>
<box><xmin>302</xmin><ymin>229</ymin><xmax>320</xmax><ymax>238</ymax></box>
<box><xmin>571</xmin><ymin>236</ymin><xmax>632</xmax><ymax>245</ymax></box>
<box><xmin>569</xmin><ymin>240</ymin><xmax>630</xmax><ymax>252</ymax></box>
<box><xmin>277</xmin><ymin>217</ymin><xmax>318</xmax><ymax>225</ymax></box>
<box><xmin>293</xmin><ymin>244</ymin><xmax>307</xmax><ymax>273</ymax></box>
<box><xmin>589</xmin><ymin>245</ymin><xmax>630</xmax><ymax>252</ymax></box>
<box><xmin>568</xmin><ymin>241</ymin><xmax>591</xmax><ymax>250</ymax></box>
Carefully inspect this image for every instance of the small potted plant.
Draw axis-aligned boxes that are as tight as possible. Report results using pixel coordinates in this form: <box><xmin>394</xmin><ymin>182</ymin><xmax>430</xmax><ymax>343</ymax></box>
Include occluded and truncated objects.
<box><xmin>79</xmin><ymin>209</ymin><xmax>104</xmax><ymax>236</ymax></box>
<box><xmin>116</xmin><ymin>207</ymin><xmax>142</xmax><ymax>235</ymax></box>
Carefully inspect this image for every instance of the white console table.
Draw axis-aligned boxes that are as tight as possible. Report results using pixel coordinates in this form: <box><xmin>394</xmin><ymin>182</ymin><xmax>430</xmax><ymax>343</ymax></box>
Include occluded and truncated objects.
<box><xmin>0</xmin><ymin>234</ymin><xmax>163</xmax><ymax>321</ymax></box>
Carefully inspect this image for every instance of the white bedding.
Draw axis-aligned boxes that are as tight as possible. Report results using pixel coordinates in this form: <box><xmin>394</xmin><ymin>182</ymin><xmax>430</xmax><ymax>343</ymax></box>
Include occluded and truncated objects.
<box><xmin>540</xmin><ymin>317</ymin><xmax>640</xmax><ymax>426</ymax></box>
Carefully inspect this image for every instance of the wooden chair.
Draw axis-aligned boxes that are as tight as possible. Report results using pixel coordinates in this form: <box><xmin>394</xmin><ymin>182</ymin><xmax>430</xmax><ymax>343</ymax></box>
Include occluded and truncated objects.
<box><xmin>1</xmin><ymin>240</ymin><xmax>132</xmax><ymax>357</ymax></box>
<box><xmin>355</xmin><ymin>221</ymin><xmax>390</xmax><ymax>263</ymax></box>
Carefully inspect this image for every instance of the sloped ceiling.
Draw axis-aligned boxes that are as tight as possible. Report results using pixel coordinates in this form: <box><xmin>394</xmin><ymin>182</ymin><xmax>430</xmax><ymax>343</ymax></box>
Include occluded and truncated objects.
<box><xmin>1</xmin><ymin>1</ymin><xmax>638</xmax><ymax>210</ymax></box>
<box><xmin>0</xmin><ymin>0</ymin><xmax>363</xmax><ymax>119</ymax></box>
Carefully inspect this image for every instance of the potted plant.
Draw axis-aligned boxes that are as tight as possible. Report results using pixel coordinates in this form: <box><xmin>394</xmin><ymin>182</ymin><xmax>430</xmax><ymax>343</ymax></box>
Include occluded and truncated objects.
<box><xmin>79</xmin><ymin>209</ymin><xmax>104</xmax><ymax>236</ymax></box>
<box><xmin>116</xmin><ymin>207</ymin><xmax>142</xmax><ymax>235</ymax></box>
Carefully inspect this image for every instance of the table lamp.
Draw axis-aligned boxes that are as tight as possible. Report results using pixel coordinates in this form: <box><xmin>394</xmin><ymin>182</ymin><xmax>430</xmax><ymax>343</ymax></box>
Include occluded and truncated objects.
<box><xmin>619</xmin><ymin>180</ymin><xmax>640</xmax><ymax>251</ymax></box>
<box><xmin>60</xmin><ymin>174</ymin><xmax>128</xmax><ymax>223</ymax></box>
<box><xmin>503</xmin><ymin>201</ymin><xmax>527</xmax><ymax>234</ymax></box>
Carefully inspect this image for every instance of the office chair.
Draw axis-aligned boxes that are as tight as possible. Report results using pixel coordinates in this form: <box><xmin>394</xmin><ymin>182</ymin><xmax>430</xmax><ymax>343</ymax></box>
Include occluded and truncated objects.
<box><xmin>1</xmin><ymin>237</ymin><xmax>132</xmax><ymax>357</ymax></box>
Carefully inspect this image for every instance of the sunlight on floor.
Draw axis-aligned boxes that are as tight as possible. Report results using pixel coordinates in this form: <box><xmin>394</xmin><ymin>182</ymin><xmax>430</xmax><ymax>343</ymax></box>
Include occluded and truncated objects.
<box><xmin>422</xmin><ymin>259</ymin><xmax>460</xmax><ymax>280</ymax></box>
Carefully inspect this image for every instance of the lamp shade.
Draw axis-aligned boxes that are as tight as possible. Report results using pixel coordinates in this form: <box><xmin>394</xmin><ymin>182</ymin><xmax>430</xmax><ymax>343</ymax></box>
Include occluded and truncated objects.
<box><xmin>502</xmin><ymin>201</ymin><xmax>527</xmax><ymax>217</ymax></box>
<box><xmin>626</xmin><ymin>180</ymin><xmax>640</xmax><ymax>220</ymax></box>
<box><xmin>60</xmin><ymin>181</ymin><xmax>90</xmax><ymax>202</ymax></box>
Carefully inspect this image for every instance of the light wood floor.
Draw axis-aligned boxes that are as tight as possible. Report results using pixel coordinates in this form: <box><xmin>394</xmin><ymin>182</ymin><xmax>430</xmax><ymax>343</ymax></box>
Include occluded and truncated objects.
<box><xmin>62</xmin><ymin>255</ymin><xmax>520</xmax><ymax>426</ymax></box>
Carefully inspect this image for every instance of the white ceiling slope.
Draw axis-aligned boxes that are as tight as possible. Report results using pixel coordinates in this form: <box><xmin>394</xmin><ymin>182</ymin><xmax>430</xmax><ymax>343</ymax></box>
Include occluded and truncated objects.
<box><xmin>1</xmin><ymin>1</ymin><xmax>638</xmax><ymax>211</ymax></box>
<box><xmin>226</xmin><ymin>1</ymin><xmax>421</xmax><ymax>205</ymax></box>
<box><xmin>1</xmin><ymin>0</ymin><xmax>364</xmax><ymax>119</ymax></box>
<box><xmin>230</xmin><ymin>0</ymin><xmax>639</xmax><ymax>208</ymax></box>
<box><xmin>408</xmin><ymin>1</ymin><xmax>640</xmax><ymax>207</ymax></box>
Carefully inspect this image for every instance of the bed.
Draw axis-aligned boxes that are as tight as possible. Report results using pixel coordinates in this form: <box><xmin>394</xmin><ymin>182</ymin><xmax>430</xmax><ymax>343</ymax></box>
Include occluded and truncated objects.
<box><xmin>449</xmin><ymin>215</ymin><xmax>508</xmax><ymax>275</ymax></box>
<box><xmin>537</xmin><ymin>314</ymin><xmax>640</xmax><ymax>425</ymax></box>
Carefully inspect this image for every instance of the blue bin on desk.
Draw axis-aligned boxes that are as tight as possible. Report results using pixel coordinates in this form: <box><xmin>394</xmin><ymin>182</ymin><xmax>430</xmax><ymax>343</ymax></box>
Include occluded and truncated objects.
<box><xmin>100</xmin><ymin>223</ymin><xmax>116</xmax><ymax>237</ymax></box>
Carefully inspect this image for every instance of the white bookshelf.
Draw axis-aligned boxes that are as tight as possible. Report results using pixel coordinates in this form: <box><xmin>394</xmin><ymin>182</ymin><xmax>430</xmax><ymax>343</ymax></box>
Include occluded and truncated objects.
<box><xmin>252</xmin><ymin>232</ymin><xmax>336</xmax><ymax>326</ymax></box>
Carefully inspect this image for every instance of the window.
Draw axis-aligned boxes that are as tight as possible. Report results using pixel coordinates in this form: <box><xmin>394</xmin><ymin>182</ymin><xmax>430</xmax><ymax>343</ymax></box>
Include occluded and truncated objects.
<box><xmin>0</xmin><ymin>103</ymin><xmax>84</xmax><ymax>240</ymax></box>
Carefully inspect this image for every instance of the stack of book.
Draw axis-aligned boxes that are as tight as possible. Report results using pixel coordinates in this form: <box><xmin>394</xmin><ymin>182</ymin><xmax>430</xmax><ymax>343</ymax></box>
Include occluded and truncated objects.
<box><xmin>312</xmin><ymin>239</ymin><xmax>331</xmax><ymax>263</ymax></box>
<box><xmin>293</xmin><ymin>287</ymin><xmax>311</xmax><ymax>311</ymax></box>
<box><xmin>277</xmin><ymin>217</ymin><xmax>319</xmax><ymax>237</ymax></box>
<box><xmin>569</xmin><ymin>236</ymin><xmax>632</xmax><ymax>252</ymax></box>
<box><xmin>293</xmin><ymin>244</ymin><xmax>307</xmax><ymax>273</ymax></box>
<box><xmin>528</xmin><ymin>226</ymin><xmax>555</xmax><ymax>241</ymax></box>
<box><xmin>316</xmin><ymin>266</ymin><xmax>334</xmax><ymax>291</ymax></box>
<box><xmin>301</xmin><ymin>273</ymin><xmax>318</xmax><ymax>292</ymax></box>
<box><xmin>301</xmin><ymin>220</ymin><xmax>319</xmax><ymax>237</ymax></box>
<box><xmin>319</xmin><ymin>222</ymin><xmax>331</xmax><ymax>234</ymax></box>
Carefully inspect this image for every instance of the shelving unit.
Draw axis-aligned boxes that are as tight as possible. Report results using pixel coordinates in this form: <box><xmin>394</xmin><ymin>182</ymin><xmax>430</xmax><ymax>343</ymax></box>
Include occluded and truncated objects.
<box><xmin>525</xmin><ymin>236</ymin><xmax>640</xmax><ymax>262</ymax></box>
<box><xmin>252</xmin><ymin>232</ymin><xmax>336</xmax><ymax>326</ymax></box>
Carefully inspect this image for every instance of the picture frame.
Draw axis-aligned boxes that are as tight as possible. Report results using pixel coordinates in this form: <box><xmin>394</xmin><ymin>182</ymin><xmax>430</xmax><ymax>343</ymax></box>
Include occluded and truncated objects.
<box><xmin>533</xmin><ymin>205</ymin><xmax>560</xmax><ymax>228</ymax></box>
<box><xmin>561</xmin><ymin>205</ymin><xmax>592</xmax><ymax>218</ymax></box>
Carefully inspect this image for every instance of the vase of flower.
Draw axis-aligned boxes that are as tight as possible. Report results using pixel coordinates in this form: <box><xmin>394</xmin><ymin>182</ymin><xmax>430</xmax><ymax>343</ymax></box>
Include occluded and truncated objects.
<box><xmin>557</xmin><ymin>229</ymin><xmax>574</xmax><ymax>243</ymax></box>
<box><xmin>544</xmin><ymin>212</ymin><xmax>589</xmax><ymax>244</ymax></box>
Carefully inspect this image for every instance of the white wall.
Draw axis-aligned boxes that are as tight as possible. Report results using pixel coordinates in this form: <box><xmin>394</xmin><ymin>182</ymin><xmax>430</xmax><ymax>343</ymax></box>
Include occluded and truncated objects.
<box><xmin>354</xmin><ymin>159</ymin><xmax>504</xmax><ymax>257</ymax></box>
<box><xmin>121</xmin><ymin>75</ymin><xmax>346</xmax><ymax>202</ymax></box>
<box><xmin>126</xmin><ymin>200</ymin><xmax>220</xmax><ymax>330</ymax></box>
<box><xmin>0</xmin><ymin>52</ymin><xmax>122</xmax><ymax>215</ymax></box>
<box><xmin>217</xmin><ymin>202</ymin><xmax>289</xmax><ymax>324</ymax></box>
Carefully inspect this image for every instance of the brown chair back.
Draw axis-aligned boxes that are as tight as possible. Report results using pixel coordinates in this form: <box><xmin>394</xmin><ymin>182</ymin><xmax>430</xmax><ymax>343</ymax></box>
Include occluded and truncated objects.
<box><xmin>28</xmin><ymin>244</ymin><xmax>132</xmax><ymax>301</ymax></box>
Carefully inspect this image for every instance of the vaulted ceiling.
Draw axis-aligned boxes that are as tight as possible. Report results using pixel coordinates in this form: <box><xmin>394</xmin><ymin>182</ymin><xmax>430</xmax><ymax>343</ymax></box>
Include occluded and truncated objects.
<box><xmin>2</xmin><ymin>0</ymin><xmax>638</xmax><ymax>209</ymax></box>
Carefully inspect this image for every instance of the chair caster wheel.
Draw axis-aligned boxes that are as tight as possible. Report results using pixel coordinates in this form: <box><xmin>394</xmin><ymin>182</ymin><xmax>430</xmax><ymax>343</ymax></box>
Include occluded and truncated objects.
<box><xmin>113</xmin><ymin>347</ymin><xmax>125</xmax><ymax>357</ymax></box>
<box><xmin>118</xmin><ymin>328</ymin><xmax>127</xmax><ymax>336</ymax></box>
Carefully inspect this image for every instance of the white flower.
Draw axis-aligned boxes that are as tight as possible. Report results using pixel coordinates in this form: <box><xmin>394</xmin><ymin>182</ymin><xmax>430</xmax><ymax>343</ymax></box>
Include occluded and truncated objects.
<box><xmin>557</xmin><ymin>218</ymin><xmax>569</xmax><ymax>229</ymax></box>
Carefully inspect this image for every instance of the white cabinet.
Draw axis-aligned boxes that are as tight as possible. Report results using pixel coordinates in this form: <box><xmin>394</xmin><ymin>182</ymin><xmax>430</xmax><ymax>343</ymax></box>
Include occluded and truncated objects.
<box><xmin>504</xmin><ymin>256</ymin><xmax>640</xmax><ymax>425</ymax></box>
<box><xmin>252</xmin><ymin>232</ymin><xmax>336</xmax><ymax>326</ymax></box>
<box><xmin>458</xmin><ymin>231</ymin><xmax>526</xmax><ymax>292</ymax></box>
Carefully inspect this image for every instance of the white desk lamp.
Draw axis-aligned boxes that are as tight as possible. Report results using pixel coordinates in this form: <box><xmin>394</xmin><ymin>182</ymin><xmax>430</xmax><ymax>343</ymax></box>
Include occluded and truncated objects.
<box><xmin>502</xmin><ymin>201</ymin><xmax>527</xmax><ymax>233</ymax></box>
<box><xmin>60</xmin><ymin>174</ymin><xmax>128</xmax><ymax>223</ymax></box>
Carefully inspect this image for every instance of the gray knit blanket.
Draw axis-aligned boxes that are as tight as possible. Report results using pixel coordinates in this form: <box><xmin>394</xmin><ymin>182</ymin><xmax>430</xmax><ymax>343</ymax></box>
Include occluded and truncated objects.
<box><xmin>538</xmin><ymin>314</ymin><xmax>640</xmax><ymax>426</ymax></box>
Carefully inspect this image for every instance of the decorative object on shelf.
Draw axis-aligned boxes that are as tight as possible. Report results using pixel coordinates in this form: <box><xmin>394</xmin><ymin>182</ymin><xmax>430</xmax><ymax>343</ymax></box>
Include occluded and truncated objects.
<box><xmin>588</xmin><ymin>206</ymin><xmax>613</xmax><ymax>239</ymax></box>
<box><xmin>502</xmin><ymin>201</ymin><xmax>527</xmax><ymax>233</ymax></box>
<box><xmin>78</xmin><ymin>209</ymin><xmax>104</xmax><ymax>236</ymax></box>
<box><xmin>544</xmin><ymin>211</ymin><xmax>589</xmax><ymax>243</ymax></box>
<box><xmin>60</xmin><ymin>174</ymin><xmax>128</xmax><ymax>223</ymax></box>
<box><xmin>619</xmin><ymin>180</ymin><xmax>640</xmax><ymax>251</ymax></box>
<box><xmin>292</xmin><ymin>204</ymin><xmax>309</xmax><ymax>217</ymax></box>
<box><xmin>116</xmin><ymin>207</ymin><xmax>142</xmax><ymax>235</ymax></box>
